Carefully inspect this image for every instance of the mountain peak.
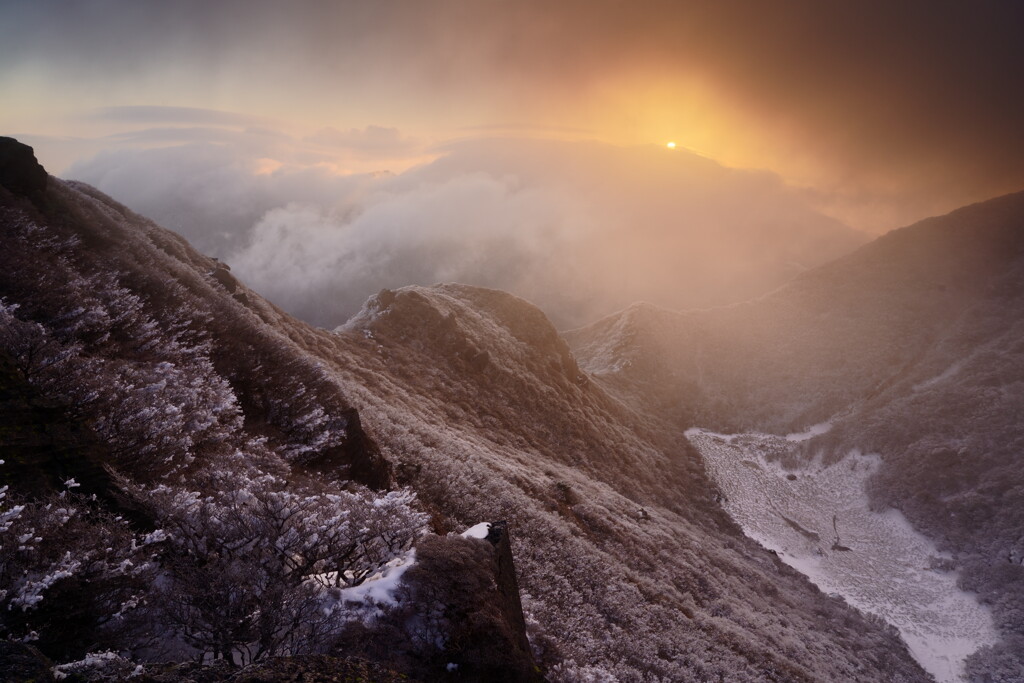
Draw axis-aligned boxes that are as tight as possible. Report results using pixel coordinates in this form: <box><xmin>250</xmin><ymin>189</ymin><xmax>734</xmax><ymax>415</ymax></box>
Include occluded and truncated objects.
<box><xmin>341</xmin><ymin>283</ymin><xmax>583</xmax><ymax>385</ymax></box>
<box><xmin>0</xmin><ymin>137</ymin><xmax>47</xmax><ymax>200</ymax></box>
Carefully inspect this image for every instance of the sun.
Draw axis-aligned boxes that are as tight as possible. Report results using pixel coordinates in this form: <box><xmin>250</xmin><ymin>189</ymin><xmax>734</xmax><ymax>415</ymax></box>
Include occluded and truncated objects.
<box><xmin>666</xmin><ymin>141</ymin><xmax>677</xmax><ymax>150</ymax></box>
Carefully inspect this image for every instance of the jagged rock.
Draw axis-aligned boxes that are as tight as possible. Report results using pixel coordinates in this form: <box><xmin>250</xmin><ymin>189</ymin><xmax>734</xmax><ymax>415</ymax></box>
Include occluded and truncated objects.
<box><xmin>210</xmin><ymin>266</ymin><xmax>239</xmax><ymax>293</ymax></box>
<box><xmin>484</xmin><ymin>520</ymin><xmax>534</xmax><ymax>661</ymax></box>
<box><xmin>339</xmin><ymin>531</ymin><xmax>544</xmax><ymax>682</ymax></box>
<box><xmin>294</xmin><ymin>406</ymin><xmax>393</xmax><ymax>490</ymax></box>
<box><xmin>335</xmin><ymin>408</ymin><xmax>393</xmax><ymax>490</ymax></box>
<box><xmin>0</xmin><ymin>136</ymin><xmax>47</xmax><ymax>199</ymax></box>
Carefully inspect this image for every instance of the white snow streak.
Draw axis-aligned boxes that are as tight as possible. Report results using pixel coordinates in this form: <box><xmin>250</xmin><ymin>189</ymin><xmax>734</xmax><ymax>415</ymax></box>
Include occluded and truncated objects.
<box><xmin>783</xmin><ymin>420</ymin><xmax>833</xmax><ymax>442</ymax></box>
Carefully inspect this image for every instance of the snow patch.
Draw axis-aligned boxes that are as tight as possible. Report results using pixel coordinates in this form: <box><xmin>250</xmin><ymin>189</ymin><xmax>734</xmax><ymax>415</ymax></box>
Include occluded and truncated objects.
<box><xmin>690</xmin><ymin>428</ymin><xmax>999</xmax><ymax>683</ymax></box>
<box><xmin>53</xmin><ymin>651</ymin><xmax>138</xmax><ymax>680</ymax></box>
<box><xmin>461</xmin><ymin>522</ymin><xmax>492</xmax><ymax>540</ymax></box>
<box><xmin>783</xmin><ymin>420</ymin><xmax>833</xmax><ymax>442</ymax></box>
<box><xmin>336</xmin><ymin>548</ymin><xmax>417</xmax><ymax>608</ymax></box>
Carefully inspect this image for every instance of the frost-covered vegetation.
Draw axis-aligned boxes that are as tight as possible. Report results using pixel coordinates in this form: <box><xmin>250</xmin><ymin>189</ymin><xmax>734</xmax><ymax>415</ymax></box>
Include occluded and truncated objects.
<box><xmin>0</xmin><ymin>183</ymin><xmax>427</xmax><ymax>673</ymax></box>
<box><xmin>326</xmin><ymin>284</ymin><xmax>927</xmax><ymax>681</ymax></box>
<box><xmin>1</xmin><ymin>171</ymin><xmax>929</xmax><ymax>680</ymax></box>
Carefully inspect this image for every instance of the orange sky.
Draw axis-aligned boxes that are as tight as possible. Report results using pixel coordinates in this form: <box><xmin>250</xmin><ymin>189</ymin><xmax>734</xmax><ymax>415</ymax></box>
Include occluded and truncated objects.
<box><xmin>2</xmin><ymin>0</ymin><xmax>1024</xmax><ymax>233</ymax></box>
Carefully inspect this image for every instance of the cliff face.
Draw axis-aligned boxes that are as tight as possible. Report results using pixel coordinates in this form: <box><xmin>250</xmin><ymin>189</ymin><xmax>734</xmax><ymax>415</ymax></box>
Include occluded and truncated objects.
<box><xmin>485</xmin><ymin>521</ymin><xmax>532</xmax><ymax>661</ymax></box>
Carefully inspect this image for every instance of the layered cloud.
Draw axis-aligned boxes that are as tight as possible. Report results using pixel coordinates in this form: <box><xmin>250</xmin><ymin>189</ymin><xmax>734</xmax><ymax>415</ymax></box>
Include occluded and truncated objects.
<box><xmin>69</xmin><ymin>138</ymin><xmax>866</xmax><ymax>328</ymax></box>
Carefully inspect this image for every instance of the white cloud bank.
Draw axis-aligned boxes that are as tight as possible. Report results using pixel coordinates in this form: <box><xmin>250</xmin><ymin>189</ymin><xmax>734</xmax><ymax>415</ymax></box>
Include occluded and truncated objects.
<box><xmin>69</xmin><ymin>137</ymin><xmax>866</xmax><ymax>328</ymax></box>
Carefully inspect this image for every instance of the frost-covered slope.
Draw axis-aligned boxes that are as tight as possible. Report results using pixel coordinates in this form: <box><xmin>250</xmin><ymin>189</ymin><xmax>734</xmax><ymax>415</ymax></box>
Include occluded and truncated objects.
<box><xmin>0</xmin><ymin>141</ymin><xmax>930</xmax><ymax>680</ymax></box>
<box><xmin>568</xmin><ymin>190</ymin><xmax>1024</xmax><ymax>678</ymax></box>
<box><xmin>0</xmin><ymin>143</ymin><xmax>533</xmax><ymax>679</ymax></box>
<box><xmin>319</xmin><ymin>284</ymin><xmax>929</xmax><ymax>681</ymax></box>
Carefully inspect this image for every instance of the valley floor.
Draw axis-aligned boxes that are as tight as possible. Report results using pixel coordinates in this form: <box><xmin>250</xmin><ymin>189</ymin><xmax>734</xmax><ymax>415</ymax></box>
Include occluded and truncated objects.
<box><xmin>687</xmin><ymin>428</ymin><xmax>998</xmax><ymax>683</ymax></box>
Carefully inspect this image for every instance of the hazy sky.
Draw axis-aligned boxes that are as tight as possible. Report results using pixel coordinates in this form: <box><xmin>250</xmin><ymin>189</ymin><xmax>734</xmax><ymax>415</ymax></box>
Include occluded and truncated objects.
<box><xmin>3</xmin><ymin>0</ymin><xmax>1023</xmax><ymax>325</ymax></box>
<box><xmin>4</xmin><ymin>0</ymin><xmax>1023</xmax><ymax>226</ymax></box>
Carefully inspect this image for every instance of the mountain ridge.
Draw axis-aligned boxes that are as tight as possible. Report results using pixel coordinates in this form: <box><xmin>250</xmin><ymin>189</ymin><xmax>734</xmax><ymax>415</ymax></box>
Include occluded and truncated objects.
<box><xmin>0</xmin><ymin>138</ymin><xmax>930</xmax><ymax>680</ymax></box>
<box><xmin>568</xmin><ymin>188</ymin><xmax>1024</xmax><ymax>430</ymax></box>
<box><xmin>568</xmin><ymin>187</ymin><xmax>1024</xmax><ymax>679</ymax></box>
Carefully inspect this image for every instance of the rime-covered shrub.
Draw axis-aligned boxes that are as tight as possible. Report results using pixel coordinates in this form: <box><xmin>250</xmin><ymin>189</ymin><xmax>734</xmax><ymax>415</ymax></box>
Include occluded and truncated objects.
<box><xmin>1</xmin><ymin>188</ymin><xmax>431</xmax><ymax>671</ymax></box>
<box><xmin>146</xmin><ymin>476</ymin><xmax>426</xmax><ymax>664</ymax></box>
<box><xmin>0</xmin><ymin>485</ymin><xmax>156</xmax><ymax>661</ymax></box>
<box><xmin>0</xmin><ymin>209</ymin><xmax>245</xmax><ymax>480</ymax></box>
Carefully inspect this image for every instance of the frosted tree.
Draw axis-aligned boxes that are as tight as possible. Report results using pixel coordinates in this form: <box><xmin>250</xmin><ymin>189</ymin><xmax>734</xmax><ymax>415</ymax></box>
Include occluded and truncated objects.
<box><xmin>147</xmin><ymin>476</ymin><xmax>426</xmax><ymax>663</ymax></box>
<box><xmin>0</xmin><ymin>483</ymin><xmax>157</xmax><ymax>659</ymax></box>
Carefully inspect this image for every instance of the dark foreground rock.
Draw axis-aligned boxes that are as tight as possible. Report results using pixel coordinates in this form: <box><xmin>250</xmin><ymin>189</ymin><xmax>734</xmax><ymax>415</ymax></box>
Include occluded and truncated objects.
<box><xmin>339</xmin><ymin>531</ymin><xmax>544</xmax><ymax>682</ymax></box>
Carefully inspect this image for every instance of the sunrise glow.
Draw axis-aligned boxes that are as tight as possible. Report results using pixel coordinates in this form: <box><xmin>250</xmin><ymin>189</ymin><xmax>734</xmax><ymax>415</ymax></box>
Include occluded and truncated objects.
<box><xmin>2</xmin><ymin>4</ymin><xmax>1023</xmax><ymax>681</ymax></box>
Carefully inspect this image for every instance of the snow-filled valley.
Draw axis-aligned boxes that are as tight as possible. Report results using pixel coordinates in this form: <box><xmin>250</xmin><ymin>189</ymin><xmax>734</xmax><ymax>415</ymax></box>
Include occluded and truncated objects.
<box><xmin>688</xmin><ymin>427</ymin><xmax>999</xmax><ymax>683</ymax></box>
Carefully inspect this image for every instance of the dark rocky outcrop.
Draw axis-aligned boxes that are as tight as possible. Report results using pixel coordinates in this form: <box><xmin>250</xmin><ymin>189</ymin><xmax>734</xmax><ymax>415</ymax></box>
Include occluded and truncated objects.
<box><xmin>0</xmin><ymin>136</ymin><xmax>47</xmax><ymax>200</ymax></box>
<box><xmin>337</xmin><ymin>529</ymin><xmax>543</xmax><ymax>682</ymax></box>
<box><xmin>209</xmin><ymin>262</ymin><xmax>240</xmax><ymax>294</ymax></box>
<box><xmin>303</xmin><ymin>407</ymin><xmax>394</xmax><ymax>491</ymax></box>
<box><xmin>485</xmin><ymin>520</ymin><xmax>533</xmax><ymax>659</ymax></box>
